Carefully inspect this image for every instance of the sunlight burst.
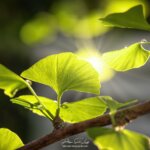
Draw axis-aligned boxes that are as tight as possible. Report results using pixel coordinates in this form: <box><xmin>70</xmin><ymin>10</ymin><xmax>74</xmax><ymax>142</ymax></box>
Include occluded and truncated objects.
<box><xmin>77</xmin><ymin>49</ymin><xmax>114</xmax><ymax>82</ymax></box>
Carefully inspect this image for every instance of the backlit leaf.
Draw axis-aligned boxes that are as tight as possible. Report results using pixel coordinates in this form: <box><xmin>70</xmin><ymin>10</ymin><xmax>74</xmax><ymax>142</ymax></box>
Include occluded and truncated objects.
<box><xmin>102</xmin><ymin>42</ymin><xmax>150</xmax><ymax>71</ymax></box>
<box><xmin>100</xmin><ymin>96</ymin><xmax>137</xmax><ymax>113</ymax></box>
<box><xmin>60</xmin><ymin>96</ymin><xmax>107</xmax><ymax>123</ymax></box>
<box><xmin>11</xmin><ymin>96</ymin><xmax>107</xmax><ymax>123</ymax></box>
<box><xmin>0</xmin><ymin>64</ymin><xmax>27</xmax><ymax>97</ymax></box>
<box><xmin>0</xmin><ymin>128</ymin><xmax>24</xmax><ymax>150</ymax></box>
<box><xmin>87</xmin><ymin>127</ymin><xmax>150</xmax><ymax>150</ymax></box>
<box><xmin>21</xmin><ymin>52</ymin><xmax>100</xmax><ymax>96</ymax></box>
<box><xmin>11</xmin><ymin>95</ymin><xmax>57</xmax><ymax>120</ymax></box>
<box><xmin>100</xmin><ymin>5</ymin><xmax>150</xmax><ymax>31</ymax></box>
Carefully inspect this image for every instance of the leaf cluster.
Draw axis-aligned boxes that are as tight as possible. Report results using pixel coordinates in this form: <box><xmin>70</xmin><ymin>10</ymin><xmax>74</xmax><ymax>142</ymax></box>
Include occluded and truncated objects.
<box><xmin>0</xmin><ymin>4</ymin><xmax>150</xmax><ymax>150</ymax></box>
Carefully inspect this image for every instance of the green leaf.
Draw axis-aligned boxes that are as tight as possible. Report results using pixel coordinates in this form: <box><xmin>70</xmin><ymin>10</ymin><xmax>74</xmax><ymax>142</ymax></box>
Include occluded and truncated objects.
<box><xmin>0</xmin><ymin>64</ymin><xmax>27</xmax><ymax>97</ymax></box>
<box><xmin>100</xmin><ymin>5</ymin><xmax>150</xmax><ymax>31</ymax></box>
<box><xmin>87</xmin><ymin>127</ymin><xmax>150</xmax><ymax>150</ymax></box>
<box><xmin>11</xmin><ymin>95</ymin><xmax>57</xmax><ymax>120</ymax></box>
<box><xmin>102</xmin><ymin>42</ymin><xmax>150</xmax><ymax>71</ymax></box>
<box><xmin>60</xmin><ymin>96</ymin><xmax>107</xmax><ymax>123</ymax></box>
<box><xmin>100</xmin><ymin>96</ymin><xmax>137</xmax><ymax>113</ymax></box>
<box><xmin>0</xmin><ymin>128</ymin><xmax>24</xmax><ymax>150</ymax></box>
<box><xmin>21</xmin><ymin>52</ymin><xmax>100</xmax><ymax>96</ymax></box>
<box><xmin>11</xmin><ymin>96</ymin><xmax>107</xmax><ymax>123</ymax></box>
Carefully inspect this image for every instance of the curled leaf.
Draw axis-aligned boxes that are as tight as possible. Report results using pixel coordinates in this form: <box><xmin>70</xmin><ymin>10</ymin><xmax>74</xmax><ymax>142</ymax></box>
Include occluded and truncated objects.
<box><xmin>100</xmin><ymin>5</ymin><xmax>150</xmax><ymax>31</ymax></box>
<box><xmin>0</xmin><ymin>64</ymin><xmax>27</xmax><ymax>97</ymax></box>
<box><xmin>102</xmin><ymin>42</ymin><xmax>150</xmax><ymax>71</ymax></box>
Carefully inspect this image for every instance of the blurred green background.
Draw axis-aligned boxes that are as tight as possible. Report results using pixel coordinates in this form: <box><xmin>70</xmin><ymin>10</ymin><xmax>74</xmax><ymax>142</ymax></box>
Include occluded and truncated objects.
<box><xmin>0</xmin><ymin>0</ymin><xmax>150</xmax><ymax>149</ymax></box>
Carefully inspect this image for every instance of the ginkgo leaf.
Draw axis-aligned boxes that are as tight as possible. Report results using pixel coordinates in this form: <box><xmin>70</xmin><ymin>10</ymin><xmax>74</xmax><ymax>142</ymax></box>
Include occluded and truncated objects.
<box><xmin>100</xmin><ymin>5</ymin><xmax>150</xmax><ymax>31</ymax></box>
<box><xmin>21</xmin><ymin>52</ymin><xmax>100</xmax><ymax>96</ymax></box>
<box><xmin>0</xmin><ymin>64</ymin><xmax>27</xmax><ymax>97</ymax></box>
<box><xmin>100</xmin><ymin>96</ymin><xmax>137</xmax><ymax>113</ymax></box>
<box><xmin>11</xmin><ymin>96</ymin><xmax>107</xmax><ymax>123</ymax></box>
<box><xmin>102</xmin><ymin>42</ymin><xmax>150</xmax><ymax>71</ymax></box>
<box><xmin>11</xmin><ymin>95</ymin><xmax>57</xmax><ymax>120</ymax></box>
<box><xmin>0</xmin><ymin>128</ymin><xmax>24</xmax><ymax>150</ymax></box>
<box><xmin>60</xmin><ymin>96</ymin><xmax>107</xmax><ymax>123</ymax></box>
<box><xmin>87</xmin><ymin>127</ymin><xmax>150</xmax><ymax>150</ymax></box>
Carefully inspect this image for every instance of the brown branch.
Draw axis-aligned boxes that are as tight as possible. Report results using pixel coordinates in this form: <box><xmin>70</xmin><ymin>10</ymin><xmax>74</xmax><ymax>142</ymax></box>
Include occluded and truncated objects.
<box><xmin>18</xmin><ymin>100</ymin><xmax>150</xmax><ymax>150</ymax></box>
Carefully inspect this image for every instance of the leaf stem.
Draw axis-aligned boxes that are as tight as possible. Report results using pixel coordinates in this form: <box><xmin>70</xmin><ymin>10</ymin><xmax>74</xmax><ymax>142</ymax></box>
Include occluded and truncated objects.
<box><xmin>57</xmin><ymin>94</ymin><xmax>62</xmax><ymax>108</ymax></box>
<box><xmin>56</xmin><ymin>94</ymin><xmax>62</xmax><ymax>117</ymax></box>
<box><xmin>53</xmin><ymin>94</ymin><xmax>64</xmax><ymax>129</ymax></box>
<box><xmin>25</xmin><ymin>81</ymin><xmax>54</xmax><ymax>120</ymax></box>
<box><xmin>110</xmin><ymin>111</ymin><xmax>116</xmax><ymax>128</ymax></box>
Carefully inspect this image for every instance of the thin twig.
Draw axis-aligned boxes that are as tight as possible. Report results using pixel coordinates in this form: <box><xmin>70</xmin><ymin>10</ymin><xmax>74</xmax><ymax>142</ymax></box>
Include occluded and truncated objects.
<box><xmin>18</xmin><ymin>100</ymin><xmax>150</xmax><ymax>150</ymax></box>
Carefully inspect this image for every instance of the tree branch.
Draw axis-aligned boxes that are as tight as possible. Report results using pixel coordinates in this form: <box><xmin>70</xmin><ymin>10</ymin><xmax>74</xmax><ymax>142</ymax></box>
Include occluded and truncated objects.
<box><xmin>18</xmin><ymin>100</ymin><xmax>150</xmax><ymax>150</ymax></box>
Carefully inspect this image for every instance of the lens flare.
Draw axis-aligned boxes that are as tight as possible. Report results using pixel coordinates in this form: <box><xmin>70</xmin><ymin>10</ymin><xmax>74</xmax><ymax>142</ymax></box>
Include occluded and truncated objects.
<box><xmin>77</xmin><ymin>49</ymin><xmax>115</xmax><ymax>82</ymax></box>
<box><xmin>86</xmin><ymin>56</ymin><xmax>104</xmax><ymax>73</ymax></box>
